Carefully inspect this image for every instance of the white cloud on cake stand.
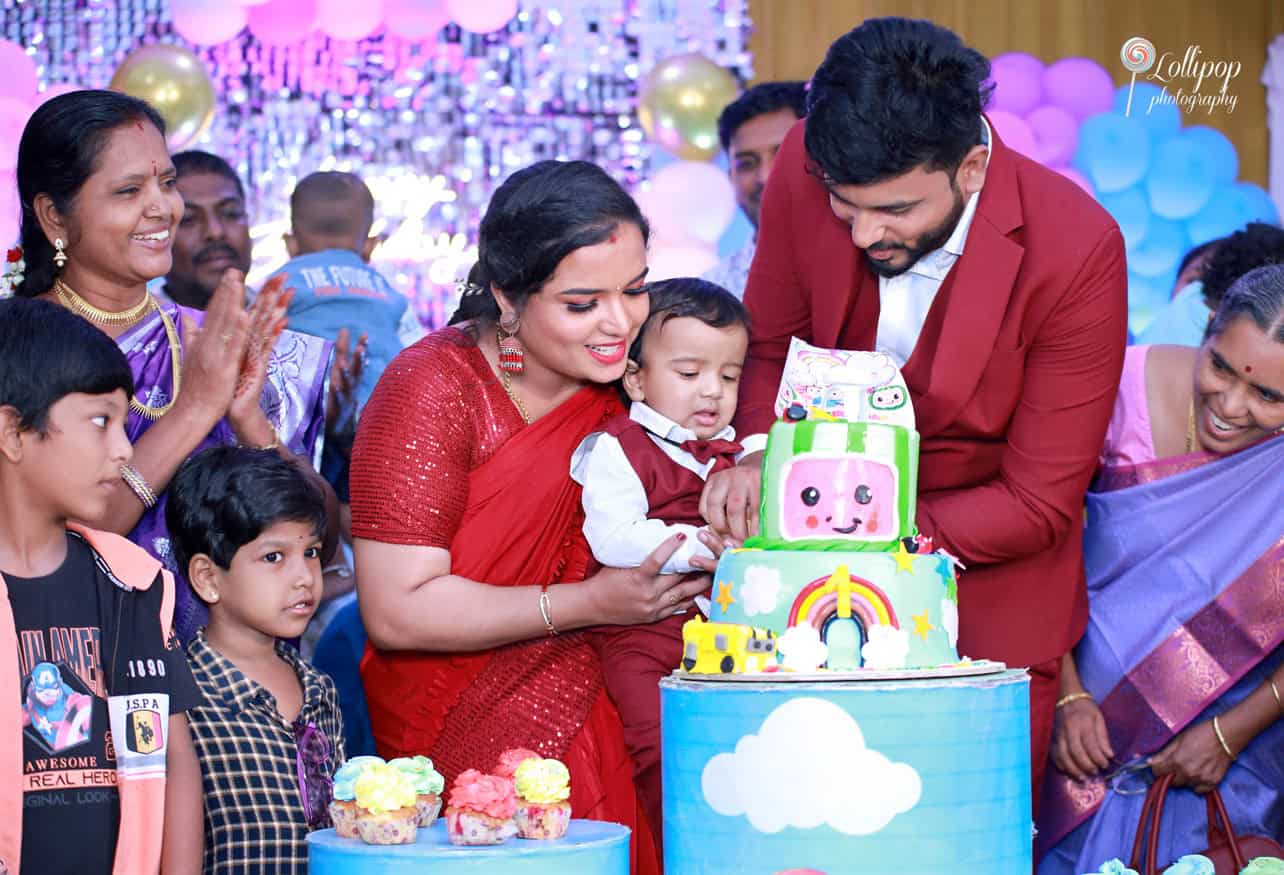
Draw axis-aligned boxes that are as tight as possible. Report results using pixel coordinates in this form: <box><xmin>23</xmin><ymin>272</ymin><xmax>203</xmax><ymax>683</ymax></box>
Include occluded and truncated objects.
<box><xmin>701</xmin><ymin>697</ymin><xmax>921</xmax><ymax>835</ymax></box>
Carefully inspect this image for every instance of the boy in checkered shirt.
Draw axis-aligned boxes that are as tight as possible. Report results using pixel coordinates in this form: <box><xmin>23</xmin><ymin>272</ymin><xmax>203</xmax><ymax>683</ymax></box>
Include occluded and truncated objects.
<box><xmin>167</xmin><ymin>446</ymin><xmax>346</xmax><ymax>874</ymax></box>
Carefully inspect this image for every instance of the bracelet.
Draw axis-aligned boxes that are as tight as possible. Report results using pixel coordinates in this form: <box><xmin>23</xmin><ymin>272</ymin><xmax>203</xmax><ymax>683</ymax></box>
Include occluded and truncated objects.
<box><xmin>244</xmin><ymin>429</ymin><xmax>280</xmax><ymax>452</ymax></box>
<box><xmin>538</xmin><ymin>587</ymin><xmax>557</xmax><ymax>637</ymax></box>
<box><xmin>1055</xmin><ymin>692</ymin><xmax>1093</xmax><ymax>710</ymax></box>
<box><xmin>1212</xmin><ymin>715</ymin><xmax>1236</xmax><ymax>760</ymax></box>
<box><xmin>1270</xmin><ymin>679</ymin><xmax>1282</xmax><ymax>715</ymax></box>
<box><xmin>119</xmin><ymin>464</ymin><xmax>158</xmax><ymax>509</ymax></box>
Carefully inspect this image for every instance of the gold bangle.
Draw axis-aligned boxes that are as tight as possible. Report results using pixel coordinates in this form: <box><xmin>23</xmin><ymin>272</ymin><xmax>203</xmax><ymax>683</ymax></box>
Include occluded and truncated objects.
<box><xmin>239</xmin><ymin>429</ymin><xmax>280</xmax><ymax>452</ymax></box>
<box><xmin>1056</xmin><ymin>692</ymin><xmax>1093</xmax><ymax>710</ymax></box>
<box><xmin>1212</xmin><ymin>715</ymin><xmax>1236</xmax><ymax>760</ymax></box>
<box><xmin>119</xmin><ymin>464</ymin><xmax>157</xmax><ymax>509</ymax></box>
<box><xmin>538</xmin><ymin>587</ymin><xmax>557</xmax><ymax>637</ymax></box>
<box><xmin>1270</xmin><ymin>679</ymin><xmax>1282</xmax><ymax>715</ymax></box>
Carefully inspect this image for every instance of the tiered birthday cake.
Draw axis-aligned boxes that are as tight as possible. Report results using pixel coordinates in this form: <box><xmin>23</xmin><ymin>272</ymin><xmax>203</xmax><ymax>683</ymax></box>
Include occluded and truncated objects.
<box><xmin>662</xmin><ymin>341</ymin><xmax>1032</xmax><ymax>874</ymax></box>
<box><xmin>690</xmin><ymin>341</ymin><xmax>962</xmax><ymax>674</ymax></box>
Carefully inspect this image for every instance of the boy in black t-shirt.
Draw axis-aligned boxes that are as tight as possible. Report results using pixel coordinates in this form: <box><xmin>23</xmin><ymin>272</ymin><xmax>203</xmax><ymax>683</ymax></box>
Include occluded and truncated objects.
<box><xmin>0</xmin><ymin>298</ymin><xmax>203</xmax><ymax>874</ymax></box>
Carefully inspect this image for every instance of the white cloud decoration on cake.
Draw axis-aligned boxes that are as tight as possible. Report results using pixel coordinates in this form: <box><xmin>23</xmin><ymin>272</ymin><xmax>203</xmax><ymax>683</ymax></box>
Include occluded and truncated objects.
<box><xmin>940</xmin><ymin>598</ymin><xmax>959</xmax><ymax>649</ymax></box>
<box><xmin>776</xmin><ymin>625</ymin><xmax>828</xmax><ymax>672</ymax></box>
<box><xmin>860</xmin><ymin>624</ymin><xmax>910</xmax><ymax>670</ymax></box>
<box><xmin>739</xmin><ymin>565</ymin><xmax>782</xmax><ymax>616</ymax></box>
<box><xmin>701</xmin><ymin>697</ymin><xmax>921</xmax><ymax>835</ymax></box>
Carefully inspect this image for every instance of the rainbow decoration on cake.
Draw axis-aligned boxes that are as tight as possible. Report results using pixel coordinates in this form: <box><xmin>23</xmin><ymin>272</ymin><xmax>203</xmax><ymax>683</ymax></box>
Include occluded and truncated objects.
<box><xmin>699</xmin><ymin>342</ymin><xmax>963</xmax><ymax>672</ymax></box>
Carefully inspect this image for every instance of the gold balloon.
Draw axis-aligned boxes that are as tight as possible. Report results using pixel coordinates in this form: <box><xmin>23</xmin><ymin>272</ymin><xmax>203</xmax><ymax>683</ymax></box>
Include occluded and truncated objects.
<box><xmin>638</xmin><ymin>53</ymin><xmax>739</xmax><ymax>161</ymax></box>
<box><xmin>110</xmin><ymin>44</ymin><xmax>215</xmax><ymax>151</ymax></box>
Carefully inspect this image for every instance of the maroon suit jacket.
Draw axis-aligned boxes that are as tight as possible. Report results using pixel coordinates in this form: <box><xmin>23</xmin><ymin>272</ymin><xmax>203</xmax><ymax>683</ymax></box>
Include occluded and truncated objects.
<box><xmin>737</xmin><ymin>121</ymin><xmax>1129</xmax><ymax>668</ymax></box>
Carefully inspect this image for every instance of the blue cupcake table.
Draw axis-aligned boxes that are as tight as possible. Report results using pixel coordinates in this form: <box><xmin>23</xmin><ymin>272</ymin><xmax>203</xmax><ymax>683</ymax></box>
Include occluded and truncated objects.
<box><xmin>307</xmin><ymin>819</ymin><xmax>630</xmax><ymax>874</ymax></box>
<box><xmin>661</xmin><ymin>668</ymin><xmax>1033</xmax><ymax>874</ymax></box>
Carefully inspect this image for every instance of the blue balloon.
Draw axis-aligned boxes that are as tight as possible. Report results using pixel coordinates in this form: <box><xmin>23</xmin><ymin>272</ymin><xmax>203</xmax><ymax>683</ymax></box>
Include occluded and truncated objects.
<box><xmin>1074</xmin><ymin>112</ymin><xmax>1151</xmax><ymax>193</ymax></box>
<box><xmin>1112</xmin><ymin>82</ymin><xmax>1183</xmax><ymax>138</ymax></box>
<box><xmin>1098</xmin><ymin>187</ymin><xmax>1152</xmax><ymax>252</ymax></box>
<box><xmin>1126</xmin><ymin>271</ymin><xmax>1173</xmax><ymax>337</ymax></box>
<box><xmin>1185</xmin><ymin>182</ymin><xmax>1281</xmax><ymax>247</ymax></box>
<box><xmin>1180</xmin><ymin>126</ymin><xmax>1238</xmax><ymax>184</ymax></box>
<box><xmin>1144</xmin><ymin>134</ymin><xmax>1217</xmax><ymax>219</ymax></box>
<box><xmin>1128</xmin><ymin>217</ymin><xmax>1189</xmax><ymax>278</ymax></box>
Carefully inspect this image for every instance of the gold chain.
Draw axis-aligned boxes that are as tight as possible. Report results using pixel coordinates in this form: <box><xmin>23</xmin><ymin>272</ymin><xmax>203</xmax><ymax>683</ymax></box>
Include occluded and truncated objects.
<box><xmin>497</xmin><ymin>327</ymin><xmax>530</xmax><ymax>424</ymax></box>
<box><xmin>130</xmin><ymin>302</ymin><xmax>182</xmax><ymax>421</ymax></box>
<box><xmin>53</xmin><ymin>277</ymin><xmax>153</xmax><ymax>327</ymax></box>
<box><xmin>1185</xmin><ymin>399</ymin><xmax>1197</xmax><ymax>454</ymax></box>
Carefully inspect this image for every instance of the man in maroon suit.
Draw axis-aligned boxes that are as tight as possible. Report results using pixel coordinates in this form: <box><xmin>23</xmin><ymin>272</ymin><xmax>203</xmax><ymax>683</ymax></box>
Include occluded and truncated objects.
<box><xmin>700</xmin><ymin>18</ymin><xmax>1129</xmax><ymax>810</ymax></box>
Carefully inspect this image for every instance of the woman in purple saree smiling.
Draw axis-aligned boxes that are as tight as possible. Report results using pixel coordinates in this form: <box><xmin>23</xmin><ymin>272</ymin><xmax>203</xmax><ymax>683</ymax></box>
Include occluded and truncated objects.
<box><xmin>12</xmin><ymin>90</ymin><xmax>333</xmax><ymax>642</ymax></box>
<box><xmin>1037</xmin><ymin>265</ymin><xmax>1284</xmax><ymax>871</ymax></box>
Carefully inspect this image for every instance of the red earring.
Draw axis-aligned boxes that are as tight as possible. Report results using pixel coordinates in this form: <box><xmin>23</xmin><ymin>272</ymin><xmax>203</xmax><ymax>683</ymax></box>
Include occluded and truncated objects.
<box><xmin>497</xmin><ymin>314</ymin><xmax>523</xmax><ymax>374</ymax></box>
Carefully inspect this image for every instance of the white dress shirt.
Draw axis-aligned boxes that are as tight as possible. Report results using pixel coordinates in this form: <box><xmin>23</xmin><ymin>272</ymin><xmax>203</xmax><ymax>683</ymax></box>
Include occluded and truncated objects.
<box><xmin>570</xmin><ymin>402</ymin><xmax>740</xmax><ymax>574</ymax></box>
<box><xmin>874</xmin><ymin>117</ymin><xmax>992</xmax><ymax>366</ymax></box>
<box><xmin>701</xmin><ymin>235</ymin><xmax>757</xmax><ymax>300</ymax></box>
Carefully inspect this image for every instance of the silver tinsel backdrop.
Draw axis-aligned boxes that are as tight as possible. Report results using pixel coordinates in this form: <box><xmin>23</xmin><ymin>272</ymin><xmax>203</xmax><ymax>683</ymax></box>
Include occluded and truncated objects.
<box><xmin>0</xmin><ymin>0</ymin><xmax>752</xmax><ymax>324</ymax></box>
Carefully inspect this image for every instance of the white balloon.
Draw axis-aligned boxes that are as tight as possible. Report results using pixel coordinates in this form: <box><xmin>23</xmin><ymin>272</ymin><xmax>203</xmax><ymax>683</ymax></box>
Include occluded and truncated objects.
<box><xmin>641</xmin><ymin>161</ymin><xmax>737</xmax><ymax>246</ymax></box>
<box><xmin>647</xmin><ymin>242</ymin><xmax>719</xmax><ymax>281</ymax></box>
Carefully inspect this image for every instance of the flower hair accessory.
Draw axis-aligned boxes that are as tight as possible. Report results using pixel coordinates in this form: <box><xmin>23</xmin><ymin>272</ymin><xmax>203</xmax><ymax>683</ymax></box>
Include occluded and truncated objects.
<box><xmin>0</xmin><ymin>247</ymin><xmax>23</xmax><ymax>298</ymax></box>
<box><xmin>454</xmin><ymin>277</ymin><xmax>486</xmax><ymax>298</ymax></box>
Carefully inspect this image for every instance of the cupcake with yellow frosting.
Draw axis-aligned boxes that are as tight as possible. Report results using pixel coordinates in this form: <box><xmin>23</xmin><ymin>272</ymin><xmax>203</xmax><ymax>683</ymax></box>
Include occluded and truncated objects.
<box><xmin>354</xmin><ymin>763</ymin><xmax>419</xmax><ymax>845</ymax></box>
<box><xmin>389</xmin><ymin>755</ymin><xmax>445</xmax><ymax>827</ymax></box>
<box><xmin>329</xmin><ymin>756</ymin><xmax>384</xmax><ymax>838</ymax></box>
<box><xmin>513</xmin><ymin>757</ymin><xmax>571</xmax><ymax>839</ymax></box>
<box><xmin>444</xmin><ymin>768</ymin><xmax>519</xmax><ymax>845</ymax></box>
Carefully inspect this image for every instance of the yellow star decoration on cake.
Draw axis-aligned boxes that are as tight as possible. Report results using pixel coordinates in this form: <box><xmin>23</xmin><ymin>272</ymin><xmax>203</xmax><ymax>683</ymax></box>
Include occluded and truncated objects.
<box><xmin>892</xmin><ymin>540</ymin><xmax>916</xmax><ymax>573</ymax></box>
<box><xmin>912</xmin><ymin>609</ymin><xmax>934</xmax><ymax>640</ymax></box>
<box><xmin>714</xmin><ymin>581</ymin><xmax>736</xmax><ymax>612</ymax></box>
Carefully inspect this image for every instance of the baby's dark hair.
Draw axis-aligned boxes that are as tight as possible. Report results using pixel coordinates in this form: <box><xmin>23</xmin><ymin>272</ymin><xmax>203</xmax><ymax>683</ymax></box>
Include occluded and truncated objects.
<box><xmin>166</xmin><ymin>446</ymin><xmax>326</xmax><ymax>574</ymax></box>
<box><xmin>629</xmin><ymin>277</ymin><xmax>749</xmax><ymax>367</ymax></box>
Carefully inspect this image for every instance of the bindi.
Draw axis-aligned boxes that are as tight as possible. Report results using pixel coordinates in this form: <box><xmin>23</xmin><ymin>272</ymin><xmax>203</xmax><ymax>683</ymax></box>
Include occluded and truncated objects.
<box><xmin>135</xmin><ymin>121</ymin><xmax>144</xmax><ymax>132</ymax></box>
<box><xmin>1245</xmin><ymin>364</ymin><xmax>1253</xmax><ymax>373</ymax></box>
<box><xmin>151</xmin><ymin>160</ymin><xmax>157</xmax><ymax>177</ymax></box>
<box><xmin>608</xmin><ymin>230</ymin><xmax>619</xmax><ymax>244</ymax></box>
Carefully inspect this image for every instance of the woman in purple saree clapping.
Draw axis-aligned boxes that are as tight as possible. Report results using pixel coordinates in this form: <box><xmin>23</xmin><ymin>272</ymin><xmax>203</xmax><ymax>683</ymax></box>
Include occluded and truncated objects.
<box><xmin>1037</xmin><ymin>265</ymin><xmax>1284</xmax><ymax>872</ymax></box>
<box><xmin>12</xmin><ymin>90</ymin><xmax>333</xmax><ymax>643</ymax></box>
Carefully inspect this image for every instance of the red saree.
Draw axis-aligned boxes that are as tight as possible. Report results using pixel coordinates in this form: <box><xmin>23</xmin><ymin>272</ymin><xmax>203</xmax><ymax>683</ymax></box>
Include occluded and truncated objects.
<box><xmin>354</xmin><ymin>331</ymin><xmax>657</xmax><ymax>872</ymax></box>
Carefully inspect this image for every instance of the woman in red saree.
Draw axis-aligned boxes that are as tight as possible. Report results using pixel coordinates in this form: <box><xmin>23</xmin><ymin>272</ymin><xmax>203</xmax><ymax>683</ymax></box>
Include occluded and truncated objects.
<box><xmin>349</xmin><ymin>161</ymin><xmax>708</xmax><ymax>874</ymax></box>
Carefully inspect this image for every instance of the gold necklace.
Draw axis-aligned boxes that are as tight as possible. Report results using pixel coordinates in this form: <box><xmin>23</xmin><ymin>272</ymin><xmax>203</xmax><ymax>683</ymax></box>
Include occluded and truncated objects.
<box><xmin>496</xmin><ymin>328</ymin><xmax>531</xmax><ymax>425</ymax></box>
<box><xmin>1185</xmin><ymin>399</ymin><xmax>1197</xmax><ymax>454</ymax></box>
<box><xmin>53</xmin><ymin>277</ymin><xmax>153</xmax><ymax>327</ymax></box>
<box><xmin>130</xmin><ymin>302</ymin><xmax>182</xmax><ymax>421</ymax></box>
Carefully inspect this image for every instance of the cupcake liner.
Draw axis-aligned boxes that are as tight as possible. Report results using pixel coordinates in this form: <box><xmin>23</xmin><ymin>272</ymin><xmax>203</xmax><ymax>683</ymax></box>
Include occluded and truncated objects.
<box><xmin>329</xmin><ymin>800</ymin><xmax>361</xmax><ymax>839</ymax></box>
<box><xmin>356</xmin><ymin>807</ymin><xmax>419</xmax><ymax>845</ymax></box>
<box><xmin>445</xmin><ymin>806</ymin><xmax>519</xmax><ymax>846</ymax></box>
<box><xmin>515</xmin><ymin>800</ymin><xmax>571</xmax><ymax>839</ymax></box>
<box><xmin>415</xmin><ymin>793</ymin><xmax>442</xmax><ymax>827</ymax></box>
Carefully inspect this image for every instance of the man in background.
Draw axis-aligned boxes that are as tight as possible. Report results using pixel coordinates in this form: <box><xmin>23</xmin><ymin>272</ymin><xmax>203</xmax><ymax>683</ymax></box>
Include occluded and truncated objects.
<box><xmin>703</xmin><ymin>81</ymin><xmax>807</xmax><ymax>298</ymax></box>
<box><xmin>163</xmin><ymin>150</ymin><xmax>252</xmax><ymax>310</ymax></box>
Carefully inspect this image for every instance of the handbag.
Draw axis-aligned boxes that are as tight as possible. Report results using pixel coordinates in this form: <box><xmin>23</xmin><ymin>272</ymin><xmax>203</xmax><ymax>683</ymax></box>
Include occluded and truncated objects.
<box><xmin>1130</xmin><ymin>773</ymin><xmax>1284</xmax><ymax>874</ymax></box>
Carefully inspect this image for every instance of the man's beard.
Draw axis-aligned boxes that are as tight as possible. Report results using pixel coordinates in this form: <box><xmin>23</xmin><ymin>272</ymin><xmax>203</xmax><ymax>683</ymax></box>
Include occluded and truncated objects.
<box><xmin>863</xmin><ymin>187</ymin><xmax>968</xmax><ymax>279</ymax></box>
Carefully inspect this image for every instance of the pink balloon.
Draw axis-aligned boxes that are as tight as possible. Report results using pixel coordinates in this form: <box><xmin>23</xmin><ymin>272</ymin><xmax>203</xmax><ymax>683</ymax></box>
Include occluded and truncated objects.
<box><xmin>1026</xmin><ymin>105</ymin><xmax>1079</xmax><ymax>167</ymax></box>
<box><xmin>987</xmin><ymin>52</ymin><xmax>1044</xmax><ymax>116</ymax></box>
<box><xmin>171</xmin><ymin>0</ymin><xmax>248</xmax><ymax>44</ymax></box>
<box><xmin>1042</xmin><ymin>57</ymin><xmax>1115</xmax><ymax>120</ymax></box>
<box><xmin>0</xmin><ymin>97</ymin><xmax>33</xmax><ymax>172</ymax></box>
<box><xmin>647</xmin><ymin>242</ymin><xmax>719</xmax><ymax>281</ymax></box>
<box><xmin>0</xmin><ymin>41</ymin><xmax>37</xmax><ymax>104</ymax></box>
<box><xmin>0</xmin><ymin>178</ymin><xmax>20</xmax><ymax>251</ymax></box>
<box><xmin>987</xmin><ymin>110</ymin><xmax>1038</xmax><ymax>160</ymax></box>
<box><xmin>318</xmin><ymin>0</ymin><xmax>384</xmax><ymax>40</ymax></box>
<box><xmin>247</xmin><ymin>0</ymin><xmax>318</xmax><ymax>45</ymax></box>
<box><xmin>36</xmin><ymin>83</ymin><xmax>82</xmax><ymax>106</ymax></box>
<box><xmin>385</xmin><ymin>0</ymin><xmax>449</xmax><ymax>39</ymax></box>
<box><xmin>447</xmin><ymin>0</ymin><xmax>516</xmax><ymax>33</ymax></box>
<box><xmin>641</xmin><ymin>161</ymin><xmax>737</xmax><ymax>246</ymax></box>
<box><xmin>1053</xmin><ymin>165</ymin><xmax>1095</xmax><ymax>196</ymax></box>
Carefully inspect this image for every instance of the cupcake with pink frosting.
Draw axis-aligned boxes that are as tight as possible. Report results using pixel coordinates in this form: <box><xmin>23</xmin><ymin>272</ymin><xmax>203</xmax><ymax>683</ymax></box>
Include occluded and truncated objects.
<box><xmin>513</xmin><ymin>757</ymin><xmax>571</xmax><ymax>839</ymax></box>
<box><xmin>444</xmin><ymin>769</ymin><xmax>519</xmax><ymax>845</ymax></box>
<box><xmin>493</xmin><ymin>747</ymin><xmax>540</xmax><ymax>779</ymax></box>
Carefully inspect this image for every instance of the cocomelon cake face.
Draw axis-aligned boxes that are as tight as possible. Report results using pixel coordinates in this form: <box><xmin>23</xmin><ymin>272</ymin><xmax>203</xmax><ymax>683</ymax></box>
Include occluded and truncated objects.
<box><xmin>781</xmin><ymin>455</ymin><xmax>898</xmax><ymax>540</ymax></box>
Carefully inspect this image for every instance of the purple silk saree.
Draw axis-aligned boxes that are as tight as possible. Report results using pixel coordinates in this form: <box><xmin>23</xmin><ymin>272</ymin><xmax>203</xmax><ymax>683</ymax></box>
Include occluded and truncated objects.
<box><xmin>1037</xmin><ymin>435</ymin><xmax>1284</xmax><ymax>872</ymax></box>
<box><xmin>116</xmin><ymin>299</ymin><xmax>331</xmax><ymax>642</ymax></box>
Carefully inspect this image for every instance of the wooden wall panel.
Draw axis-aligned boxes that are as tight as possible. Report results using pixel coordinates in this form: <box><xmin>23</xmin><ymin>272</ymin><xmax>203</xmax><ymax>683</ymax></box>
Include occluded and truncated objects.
<box><xmin>747</xmin><ymin>0</ymin><xmax>1284</xmax><ymax>186</ymax></box>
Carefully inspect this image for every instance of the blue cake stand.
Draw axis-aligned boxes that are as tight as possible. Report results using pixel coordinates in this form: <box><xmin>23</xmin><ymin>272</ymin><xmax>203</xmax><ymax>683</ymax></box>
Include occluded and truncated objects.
<box><xmin>308</xmin><ymin>819</ymin><xmax>630</xmax><ymax>874</ymax></box>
